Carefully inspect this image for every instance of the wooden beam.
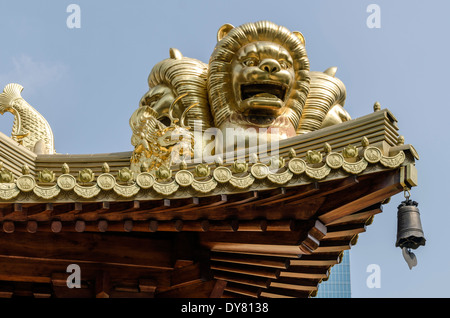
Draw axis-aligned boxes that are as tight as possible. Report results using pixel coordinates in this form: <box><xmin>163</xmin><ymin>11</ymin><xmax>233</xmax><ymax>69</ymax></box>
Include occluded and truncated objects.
<box><xmin>224</xmin><ymin>283</ymin><xmax>261</xmax><ymax>298</ymax></box>
<box><xmin>314</xmin><ymin>240</ymin><xmax>351</xmax><ymax>253</ymax></box>
<box><xmin>209</xmin><ymin>279</ymin><xmax>227</xmax><ymax>298</ymax></box>
<box><xmin>237</xmin><ymin>220</ymin><xmax>267</xmax><ymax>232</ymax></box>
<box><xmin>213</xmin><ymin>271</ymin><xmax>271</xmax><ymax>288</ymax></box>
<box><xmin>0</xmin><ymin>232</ymin><xmax>175</xmax><ymax>269</ymax></box>
<box><xmin>318</xmin><ymin>170</ymin><xmax>402</xmax><ymax>225</ymax></box>
<box><xmin>290</xmin><ymin>254</ymin><xmax>340</xmax><ymax>266</ymax></box>
<box><xmin>326</xmin><ymin>205</ymin><xmax>382</xmax><ymax>226</ymax></box>
<box><xmin>182</xmin><ymin>220</ymin><xmax>209</xmax><ymax>232</ymax></box>
<box><xmin>280</xmin><ymin>266</ymin><xmax>329</xmax><ymax>280</ymax></box>
<box><xmin>323</xmin><ymin>223</ymin><xmax>366</xmax><ymax>239</ymax></box>
<box><xmin>261</xmin><ymin>286</ymin><xmax>310</xmax><ymax>298</ymax></box>
<box><xmin>211</xmin><ymin>262</ymin><xmax>280</xmax><ymax>279</ymax></box>
<box><xmin>96</xmin><ymin>271</ymin><xmax>110</xmax><ymax>298</ymax></box>
<box><xmin>208</xmin><ymin>220</ymin><xmax>239</xmax><ymax>232</ymax></box>
<box><xmin>210</xmin><ymin>252</ymin><xmax>289</xmax><ymax>269</ymax></box>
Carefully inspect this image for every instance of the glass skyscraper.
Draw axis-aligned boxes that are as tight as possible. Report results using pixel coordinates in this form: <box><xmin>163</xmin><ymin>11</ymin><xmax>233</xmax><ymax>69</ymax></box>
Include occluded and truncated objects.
<box><xmin>315</xmin><ymin>250</ymin><xmax>351</xmax><ymax>298</ymax></box>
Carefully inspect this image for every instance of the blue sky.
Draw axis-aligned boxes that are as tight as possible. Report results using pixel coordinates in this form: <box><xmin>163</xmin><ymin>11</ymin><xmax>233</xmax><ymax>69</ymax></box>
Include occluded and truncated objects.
<box><xmin>1</xmin><ymin>0</ymin><xmax>448</xmax><ymax>298</ymax></box>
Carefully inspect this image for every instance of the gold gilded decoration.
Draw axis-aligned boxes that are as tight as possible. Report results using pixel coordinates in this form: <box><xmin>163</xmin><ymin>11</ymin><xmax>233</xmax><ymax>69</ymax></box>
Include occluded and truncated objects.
<box><xmin>16</xmin><ymin>175</ymin><xmax>36</xmax><ymax>192</ymax></box>
<box><xmin>342</xmin><ymin>145</ymin><xmax>358</xmax><ymax>159</ymax></box>
<box><xmin>175</xmin><ymin>170</ymin><xmax>194</xmax><ymax>187</ymax></box>
<box><xmin>380</xmin><ymin>151</ymin><xmax>405</xmax><ymax>169</ymax></box>
<box><xmin>0</xmin><ymin>164</ymin><xmax>14</xmax><ymax>183</ymax></box>
<box><xmin>179</xmin><ymin>160</ymin><xmax>188</xmax><ymax>171</ymax></box>
<box><xmin>373</xmin><ymin>101</ymin><xmax>381</xmax><ymax>112</ymax></box>
<box><xmin>74</xmin><ymin>184</ymin><xmax>101</xmax><ymax>199</ymax></box>
<box><xmin>192</xmin><ymin>178</ymin><xmax>217</xmax><ymax>193</ymax></box>
<box><xmin>342</xmin><ymin>159</ymin><xmax>368</xmax><ymax>174</ymax></box>
<box><xmin>33</xmin><ymin>185</ymin><xmax>60</xmax><ymax>200</ymax></box>
<box><xmin>0</xmin><ymin>83</ymin><xmax>55</xmax><ymax>154</ymax></box>
<box><xmin>209</xmin><ymin>21</ymin><xmax>310</xmax><ymax>138</ymax></box>
<box><xmin>326</xmin><ymin>153</ymin><xmax>344</xmax><ymax>169</ymax></box>
<box><xmin>194</xmin><ymin>164</ymin><xmax>210</xmax><ymax>178</ymax></box>
<box><xmin>57</xmin><ymin>174</ymin><xmax>77</xmax><ymax>191</ymax></box>
<box><xmin>136</xmin><ymin>172</ymin><xmax>155</xmax><ymax>189</ymax></box>
<box><xmin>288</xmin><ymin>148</ymin><xmax>296</xmax><ymax>159</ymax></box>
<box><xmin>129</xmin><ymin>93</ymin><xmax>195</xmax><ymax>173</ymax></box>
<box><xmin>156</xmin><ymin>165</ymin><xmax>172</xmax><ymax>181</ymax></box>
<box><xmin>117</xmin><ymin>167</ymin><xmax>134</xmax><ymax>183</ymax></box>
<box><xmin>323</xmin><ymin>142</ymin><xmax>332</xmax><ymax>154</ymax></box>
<box><xmin>288</xmin><ymin>158</ymin><xmax>307</xmax><ymax>175</ymax></box>
<box><xmin>298</xmin><ymin>67</ymin><xmax>350</xmax><ymax>134</ymax></box>
<box><xmin>230</xmin><ymin>174</ymin><xmax>255</xmax><ymax>189</ymax></box>
<box><xmin>62</xmin><ymin>163</ymin><xmax>70</xmax><ymax>174</ymax></box>
<box><xmin>268</xmin><ymin>169</ymin><xmax>293</xmax><ymax>185</ymax></box>
<box><xmin>130</xmin><ymin>20</ymin><xmax>352</xmax><ymax>157</ymax></box>
<box><xmin>212</xmin><ymin>166</ymin><xmax>232</xmax><ymax>183</ymax></box>
<box><xmin>78</xmin><ymin>169</ymin><xmax>95</xmax><ymax>183</ymax></box>
<box><xmin>96</xmin><ymin>174</ymin><xmax>116</xmax><ymax>191</ymax></box>
<box><xmin>113</xmin><ymin>183</ymin><xmax>140</xmax><ymax>198</ymax></box>
<box><xmin>363</xmin><ymin>146</ymin><xmax>382</xmax><ymax>164</ymax></box>
<box><xmin>0</xmin><ymin>183</ymin><xmax>20</xmax><ymax>200</ymax></box>
<box><xmin>251</xmin><ymin>163</ymin><xmax>270</xmax><ymax>180</ymax></box>
<box><xmin>37</xmin><ymin>169</ymin><xmax>55</xmax><ymax>183</ymax></box>
<box><xmin>361</xmin><ymin>136</ymin><xmax>370</xmax><ymax>148</ymax></box>
<box><xmin>269</xmin><ymin>157</ymin><xmax>285</xmax><ymax>170</ymax></box>
<box><xmin>306</xmin><ymin>150</ymin><xmax>323</xmax><ymax>164</ymax></box>
<box><xmin>153</xmin><ymin>181</ymin><xmax>179</xmax><ymax>196</ymax></box>
<box><xmin>22</xmin><ymin>164</ymin><xmax>31</xmax><ymax>175</ymax></box>
<box><xmin>102</xmin><ymin>162</ymin><xmax>110</xmax><ymax>173</ymax></box>
<box><xmin>231</xmin><ymin>161</ymin><xmax>248</xmax><ymax>174</ymax></box>
<box><xmin>305</xmin><ymin>165</ymin><xmax>331</xmax><ymax>180</ymax></box>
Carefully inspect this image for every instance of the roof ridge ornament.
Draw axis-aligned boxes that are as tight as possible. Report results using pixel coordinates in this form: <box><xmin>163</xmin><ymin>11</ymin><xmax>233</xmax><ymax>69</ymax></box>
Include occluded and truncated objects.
<box><xmin>0</xmin><ymin>83</ymin><xmax>55</xmax><ymax>154</ymax></box>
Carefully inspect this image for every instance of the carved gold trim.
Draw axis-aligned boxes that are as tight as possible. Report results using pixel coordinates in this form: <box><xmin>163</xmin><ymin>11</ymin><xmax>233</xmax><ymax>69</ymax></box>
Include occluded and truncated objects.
<box><xmin>213</xmin><ymin>167</ymin><xmax>232</xmax><ymax>183</ymax></box>
<box><xmin>306</xmin><ymin>165</ymin><xmax>331</xmax><ymax>180</ymax></box>
<box><xmin>268</xmin><ymin>169</ymin><xmax>293</xmax><ymax>185</ymax></box>
<box><xmin>33</xmin><ymin>185</ymin><xmax>60</xmax><ymax>200</ymax></box>
<box><xmin>0</xmin><ymin>183</ymin><xmax>20</xmax><ymax>200</ymax></box>
<box><xmin>174</xmin><ymin>170</ymin><xmax>194</xmax><ymax>187</ymax></box>
<box><xmin>380</xmin><ymin>151</ymin><xmax>405</xmax><ymax>169</ymax></box>
<box><xmin>153</xmin><ymin>181</ymin><xmax>179</xmax><ymax>196</ymax></box>
<box><xmin>74</xmin><ymin>184</ymin><xmax>101</xmax><ymax>199</ymax></box>
<box><xmin>113</xmin><ymin>183</ymin><xmax>140</xmax><ymax>198</ymax></box>
<box><xmin>251</xmin><ymin>163</ymin><xmax>270</xmax><ymax>180</ymax></box>
<box><xmin>0</xmin><ymin>144</ymin><xmax>411</xmax><ymax>201</ymax></box>
<box><xmin>16</xmin><ymin>175</ymin><xmax>36</xmax><ymax>192</ymax></box>
<box><xmin>229</xmin><ymin>174</ymin><xmax>254</xmax><ymax>189</ymax></box>
<box><xmin>288</xmin><ymin>158</ymin><xmax>307</xmax><ymax>175</ymax></box>
<box><xmin>342</xmin><ymin>159</ymin><xmax>368</xmax><ymax>174</ymax></box>
<box><xmin>136</xmin><ymin>172</ymin><xmax>155</xmax><ymax>189</ymax></box>
<box><xmin>97</xmin><ymin>173</ymin><xmax>116</xmax><ymax>191</ymax></box>
<box><xmin>192</xmin><ymin>178</ymin><xmax>217</xmax><ymax>193</ymax></box>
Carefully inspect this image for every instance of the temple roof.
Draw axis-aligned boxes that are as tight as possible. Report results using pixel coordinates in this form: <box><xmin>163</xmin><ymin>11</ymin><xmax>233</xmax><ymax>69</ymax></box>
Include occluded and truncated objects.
<box><xmin>0</xmin><ymin>108</ymin><xmax>418</xmax><ymax>298</ymax></box>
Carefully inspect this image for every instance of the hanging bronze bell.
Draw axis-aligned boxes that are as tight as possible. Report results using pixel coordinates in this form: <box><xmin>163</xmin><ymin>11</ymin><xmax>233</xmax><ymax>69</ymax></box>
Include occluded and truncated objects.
<box><xmin>395</xmin><ymin>199</ymin><xmax>426</xmax><ymax>250</ymax></box>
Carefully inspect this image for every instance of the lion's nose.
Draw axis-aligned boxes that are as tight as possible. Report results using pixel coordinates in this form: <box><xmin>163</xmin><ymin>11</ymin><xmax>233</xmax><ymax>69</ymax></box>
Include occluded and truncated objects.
<box><xmin>259</xmin><ymin>59</ymin><xmax>281</xmax><ymax>74</ymax></box>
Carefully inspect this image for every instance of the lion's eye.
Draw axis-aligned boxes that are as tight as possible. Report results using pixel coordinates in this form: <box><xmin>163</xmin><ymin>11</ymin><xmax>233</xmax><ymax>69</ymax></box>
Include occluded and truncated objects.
<box><xmin>243</xmin><ymin>58</ymin><xmax>258</xmax><ymax>67</ymax></box>
<box><xmin>279</xmin><ymin>60</ymin><xmax>291</xmax><ymax>69</ymax></box>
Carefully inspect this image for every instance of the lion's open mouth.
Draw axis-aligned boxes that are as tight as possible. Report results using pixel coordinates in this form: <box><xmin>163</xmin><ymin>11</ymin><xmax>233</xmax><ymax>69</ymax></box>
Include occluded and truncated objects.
<box><xmin>245</xmin><ymin>109</ymin><xmax>277</xmax><ymax>126</ymax></box>
<box><xmin>241</xmin><ymin>82</ymin><xmax>287</xmax><ymax>101</ymax></box>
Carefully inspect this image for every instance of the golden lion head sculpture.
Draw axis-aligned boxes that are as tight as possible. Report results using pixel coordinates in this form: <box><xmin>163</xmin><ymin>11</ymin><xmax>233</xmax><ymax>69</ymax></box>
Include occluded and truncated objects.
<box><xmin>208</xmin><ymin>21</ymin><xmax>311</xmax><ymax>138</ymax></box>
<box><xmin>131</xmin><ymin>21</ymin><xmax>351</xmax><ymax>170</ymax></box>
